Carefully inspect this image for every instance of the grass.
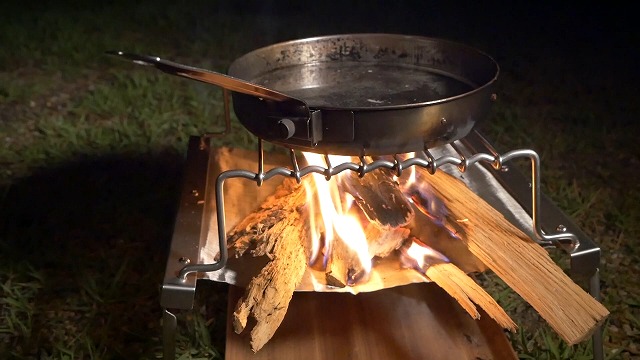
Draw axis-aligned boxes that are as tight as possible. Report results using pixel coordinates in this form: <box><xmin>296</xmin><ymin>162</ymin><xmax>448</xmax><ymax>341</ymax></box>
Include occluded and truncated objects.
<box><xmin>1</xmin><ymin>1</ymin><xmax>638</xmax><ymax>359</ymax></box>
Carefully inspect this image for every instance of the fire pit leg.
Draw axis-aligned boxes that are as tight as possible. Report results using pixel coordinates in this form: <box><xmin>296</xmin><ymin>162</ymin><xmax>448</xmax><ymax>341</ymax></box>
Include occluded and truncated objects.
<box><xmin>590</xmin><ymin>270</ymin><xmax>604</xmax><ymax>360</ymax></box>
<box><xmin>163</xmin><ymin>309</ymin><xmax>177</xmax><ymax>359</ymax></box>
<box><xmin>159</xmin><ymin>137</ymin><xmax>211</xmax><ymax>359</ymax></box>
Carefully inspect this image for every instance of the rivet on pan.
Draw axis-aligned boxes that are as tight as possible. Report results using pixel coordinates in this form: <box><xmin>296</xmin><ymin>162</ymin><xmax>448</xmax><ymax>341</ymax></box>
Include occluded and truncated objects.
<box><xmin>178</xmin><ymin>257</ymin><xmax>191</xmax><ymax>264</ymax></box>
<box><xmin>490</xmin><ymin>93</ymin><xmax>498</xmax><ymax>101</ymax></box>
<box><xmin>556</xmin><ymin>225</ymin><xmax>567</xmax><ymax>232</ymax></box>
<box><xmin>191</xmin><ymin>189</ymin><xmax>199</xmax><ymax>197</ymax></box>
<box><xmin>500</xmin><ymin>165</ymin><xmax>509</xmax><ymax>172</ymax></box>
<box><xmin>440</xmin><ymin>118</ymin><xmax>447</xmax><ymax>125</ymax></box>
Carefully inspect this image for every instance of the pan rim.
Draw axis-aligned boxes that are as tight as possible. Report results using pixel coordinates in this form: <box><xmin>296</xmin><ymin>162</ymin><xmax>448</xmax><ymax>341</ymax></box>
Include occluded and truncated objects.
<box><xmin>228</xmin><ymin>33</ymin><xmax>499</xmax><ymax>111</ymax></box>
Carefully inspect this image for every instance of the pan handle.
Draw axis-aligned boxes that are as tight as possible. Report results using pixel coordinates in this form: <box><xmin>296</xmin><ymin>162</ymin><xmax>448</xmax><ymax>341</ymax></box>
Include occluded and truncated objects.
<box><xmin>106</xmin><ymin>51</ymin><xmax>310</xmax><ymax>115</ymax></box>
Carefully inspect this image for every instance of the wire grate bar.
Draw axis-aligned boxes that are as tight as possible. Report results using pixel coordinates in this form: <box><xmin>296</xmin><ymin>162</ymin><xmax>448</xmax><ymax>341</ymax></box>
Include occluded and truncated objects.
<box><xmin>177</xmin><ymin>138</ymin><xmax>579</xmax><ymax>279</ymax></box>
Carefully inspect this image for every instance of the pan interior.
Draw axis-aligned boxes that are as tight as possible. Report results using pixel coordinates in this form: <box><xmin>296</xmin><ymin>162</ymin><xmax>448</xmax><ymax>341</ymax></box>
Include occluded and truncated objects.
<box><xmin>250</xmin><ymin>61</ymin><xmax>475</xmax><ymax>109</ymax></box>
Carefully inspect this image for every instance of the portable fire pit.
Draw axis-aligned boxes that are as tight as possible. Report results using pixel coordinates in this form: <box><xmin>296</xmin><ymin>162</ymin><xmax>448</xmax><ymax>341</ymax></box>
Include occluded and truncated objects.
<box><xmin>109</xmin><ymin>34</ymin><xmax>607</xmax><ymax>359</ymax></box>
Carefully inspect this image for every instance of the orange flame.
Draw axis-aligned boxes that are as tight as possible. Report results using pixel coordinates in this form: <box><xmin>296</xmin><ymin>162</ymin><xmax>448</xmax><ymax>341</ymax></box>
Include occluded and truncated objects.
<box><xmin>397</xmin><ymin>152</ymin><xmax>461</xmax><ymax>239</ymax></box>
<box><xmin>302</xmin><ymin>152</ymin><xmax>372</xmax><ymax>276</ymax></box>
<box><xmin>401</xmin><ymin>239</ymin><xmax>450</xmax><ymax>272</ymax></box>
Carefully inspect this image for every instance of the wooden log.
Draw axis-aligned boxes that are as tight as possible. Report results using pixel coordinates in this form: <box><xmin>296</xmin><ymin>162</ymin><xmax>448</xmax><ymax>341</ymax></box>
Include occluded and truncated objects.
<box><xmin>365</xmin><ymin>223</ymin><xmax>410</xmax><ymax>258</ymax></box>
<box><xmin>324</xmin><ymin>169</ymin><xmax>413</xmax><ymax>286</ymax></box>
<box><xmin>227</xmin><ymin>178</ymin><xmax>311</xmax><ymax>258</ymax></box>
<box><xmin>426</xmin><ymin>262</ymin><xmax>517</xmax><ymax>332</ymax></box>
<box><xmin>412</xmin><ymin>167</ymin><xmax>609</xmax><ymax>344</ymax></box>
<box><xmin>228</xmin><ymin>178</ymin><xmax>311</xmax><ymax>352</ymax></box>
<box><xmin>339</xmin><ymin>170</ymin><xmax>414</xmax><ymax>229</ymax></box>
<box><xmin>405</xmin><ymin>184</ymin><xmax>466</xmax><ymax>240</ymax></box>
<box><xmin>399</xmin><ymin>237</ymin><xmax>515</xmax><ymax>331</ymax></box>
<box><xmin>325</xmin><ymin>237</ymin><xmax>364</xmax><ymax>288</ymax></box>
<box><xmin>325</xmin><ymin>212</ymin><xmax>410</xmax><ymax>287</ymax></box>
<box><xmin>233</xmin><ymin>233</ymin><xmax>308</xmax><ymax>352</ymax></box>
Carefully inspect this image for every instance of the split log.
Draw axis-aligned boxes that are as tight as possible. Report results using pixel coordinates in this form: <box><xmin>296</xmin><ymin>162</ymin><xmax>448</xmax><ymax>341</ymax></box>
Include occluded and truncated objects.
<box><xmin>426</xmin><ymin>262</ymin><xmax>517</xmax><ymax>332</ymax></box>
<box><xmin>339</xmin><ymin>170</ymin><xmax>414</xmax><ymax>229</ymax></box>
<box><xmin>227</xmin><ymin>178</ymin><xmax>311</xmax><ymax>257</ymax></box>
<box><xmin>325</xmin><ymin>220</ymin><xmax>411</xmax><ymax>287</ymax></box>
<box><xmin>325</xmin><ymin>237</ymin><xmax>364</xmax><ymax>288</ymax></box>
<box><xmin>365</xmin><ymin>223</ymin><xmax>410</xmax><ymax>258</ymax></box>
<box><xmin>228</xmin><ymin>178</ymin><xmax>311</xmax><ymax>352</ymax></box>
<box><xmin>399</xmin><ymin>237</ymin><xmax>515</xmax><ymax>331</ymax></box>
<box><xmin>412</xmin><ymin>167</ymin><xmax>609</xmax><ymax>344</ymax></box>
<box><xmin>323</xmin><ymin>169</ymin><xmax>413</xmax><ymax>286</ymax></box>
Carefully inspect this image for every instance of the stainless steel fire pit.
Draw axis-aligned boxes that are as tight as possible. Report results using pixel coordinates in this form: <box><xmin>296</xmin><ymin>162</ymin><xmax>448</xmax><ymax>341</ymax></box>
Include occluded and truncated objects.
<box><xmin>160</xmin><ymin>131</ymin><xmax>603</xmax><ymax>359</ymax></box>
<box><xmin>107</xmin><ymin>34</ymin><xmax>604</xmax><ymax>359</ymax></box>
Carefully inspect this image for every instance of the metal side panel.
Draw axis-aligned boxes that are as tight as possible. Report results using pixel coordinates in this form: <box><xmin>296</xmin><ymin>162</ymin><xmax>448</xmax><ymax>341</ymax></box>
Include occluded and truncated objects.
<box><xmin>161</xmin><ymin>136</ymin><xmax>211</xmax><ymax>310</ymax></box>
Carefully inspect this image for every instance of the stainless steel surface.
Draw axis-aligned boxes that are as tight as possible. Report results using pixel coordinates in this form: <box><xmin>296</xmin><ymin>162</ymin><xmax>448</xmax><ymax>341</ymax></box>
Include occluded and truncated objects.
<box><xmin>109</xmin><ymin>34</ymin><xmax>499</xmax><ymax>155</ymax></box>
<box><xmin>230</xmin><ymin>34</ymin><xmax>497</xmax><ymax>109</ymax></box>
<box><xmin>106</xmin><ymin>50</ymin><xmax>310</xmax><ymax>110</ymax></box>
<box><xmin>229</xmin><ymin>34</ymin><xmax>499</xmax><ymax>154</ymax></box>
<box><xmin>163</xmin><ymin>309</ymin><xmax>177</xmax><ymax>360</ymax></box>
<box><xmin>162</xmin><ymin>133</ymin><xmax>604</xmax><ymax>359</ymax></box>
<box><xmin>160</xmin><ymin>137</ymin><xmax>209</xmax><ymax>309</ymax></box>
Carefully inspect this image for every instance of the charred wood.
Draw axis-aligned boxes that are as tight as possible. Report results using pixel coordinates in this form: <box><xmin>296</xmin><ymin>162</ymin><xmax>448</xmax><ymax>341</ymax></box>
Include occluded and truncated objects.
<box><xmin>339</xmin><ymin>170</ymin><xmax>414</xmax><ymax>229</ymax></box>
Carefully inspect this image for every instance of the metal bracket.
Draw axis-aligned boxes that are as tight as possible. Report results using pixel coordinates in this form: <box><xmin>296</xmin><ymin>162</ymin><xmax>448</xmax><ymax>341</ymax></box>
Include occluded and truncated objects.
<box><xmin>161</xmin><ymin>137</ymin><xmax>211</xmax><ymax>310</ymax></box>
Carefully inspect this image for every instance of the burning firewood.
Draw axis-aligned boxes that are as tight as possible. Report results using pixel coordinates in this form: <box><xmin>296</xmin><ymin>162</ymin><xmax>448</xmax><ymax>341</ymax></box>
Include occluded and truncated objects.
<box><xmin>401</xmin><ymin>237</ymin><xmax>517</xmax><ymax>331</ymax></box>
<box><xmin>323</xmin><ymin>223</ymin><xmax>411</xmax><ymax>288</ymax></box>
<box><xmin>365</xmin><ymin>223</ymin><xmax>410</xmax><ymax>258</ymax></box>
<box><xmin>224</xmin><ymin>150</ymin><xmax>607</xmax><ymax>351</ymax></box>
<box><xmin>399</xmin><ymin>237</ymin><xmax>516</xmax><ymax>331</ymax></box>
<box><xmin>325</xmin><ymin>236</ymin><xmax>365</xmax><ymax>288</ymax></box>
<box><xmin>325</xmin><ymin>167</ymin><xmax>414</xmax><ymax>286</ymax></box>
<box><xmin>225</xmin><ymin>172</ymin><xmax>416</xmax><ymax>347</ymax></box>
<box><xmin>226</xmin><ymin>180</ymin><xmax>511</xmax><ymax>352</ymax></box>
<box><xmin>339</xmin><ymin>170</ymin><xmax>414</xmax><ymax>229</ymax></box>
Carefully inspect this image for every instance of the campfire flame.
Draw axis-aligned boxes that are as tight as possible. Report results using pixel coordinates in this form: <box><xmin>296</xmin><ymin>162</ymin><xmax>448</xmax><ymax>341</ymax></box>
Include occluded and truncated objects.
<box><xmin>301</xmin><ymin>152</ymin><xmax>461</xmax><ymax>287</ymax></box>
<box><xmin>400</xmin><ymin>238</ymin><xmax>450</xmax><ymax>272</ymax></box>
<box><xmin>332</xmin><ymin>214</ymin><xmax>372</xmax><ymax>274</ymax></box>
<box><xmin>398</xmin><ymin>153</ymin><xmax>462</xmax><ymax>240</ymax></box>
<box><xmin>302</xmin><ymin>152</ymin><xmax>372</xmax><ymax>276</ymax></box>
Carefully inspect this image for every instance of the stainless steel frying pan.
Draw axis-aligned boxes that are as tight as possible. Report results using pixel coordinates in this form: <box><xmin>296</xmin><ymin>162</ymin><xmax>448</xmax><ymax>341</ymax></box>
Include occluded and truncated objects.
<box><xmin>110</xmin><ymin>34</ymin><xmax>499</xmax><ymax>155</ymax></box>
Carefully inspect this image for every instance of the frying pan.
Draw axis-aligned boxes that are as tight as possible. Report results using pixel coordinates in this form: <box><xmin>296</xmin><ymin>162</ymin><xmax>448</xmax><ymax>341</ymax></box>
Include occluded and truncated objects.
<box><xmin>110</xmin><ymin>34</ymin><xmax>499</xmax><ymax>155</ymax></box>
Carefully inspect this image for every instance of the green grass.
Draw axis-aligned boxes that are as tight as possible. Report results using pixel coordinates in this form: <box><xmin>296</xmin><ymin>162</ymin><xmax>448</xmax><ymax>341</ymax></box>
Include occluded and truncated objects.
<box><xmin>1</xmin><ymin>1</ymin><xmax>638</xmax><ymax>359</ymax></box>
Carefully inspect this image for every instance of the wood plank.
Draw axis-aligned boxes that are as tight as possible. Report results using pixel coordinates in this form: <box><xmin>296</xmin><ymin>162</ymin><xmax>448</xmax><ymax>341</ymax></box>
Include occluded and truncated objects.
<box><xmin>225</xmin><ymin>283</ymin><xmax>517</xmax><ymax>360</ymax></box>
